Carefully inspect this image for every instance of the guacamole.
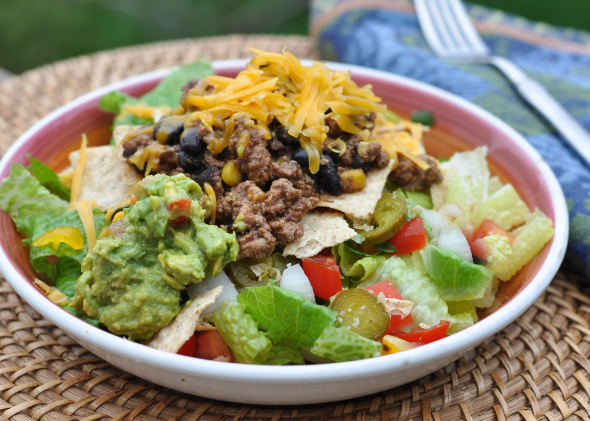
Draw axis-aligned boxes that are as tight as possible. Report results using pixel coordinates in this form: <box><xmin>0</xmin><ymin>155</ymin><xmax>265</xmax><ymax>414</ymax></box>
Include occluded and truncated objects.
<box><xmin>71</xmin><ymin>174</ymin><xmax>238</xmax><ymax>340</ymax></box>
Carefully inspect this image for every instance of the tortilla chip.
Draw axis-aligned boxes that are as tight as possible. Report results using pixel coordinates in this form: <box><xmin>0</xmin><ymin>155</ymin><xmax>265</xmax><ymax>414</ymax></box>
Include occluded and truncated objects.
<box><xmin>113</xmin><ymin>125</ymin><xmax>141</xmax><ymax>145</ymax></box>
<box><xmin>316</xmin><ymin>160</ymin><xmax>395</xmax><ymax>220</ymax></box>
<box><xmin>64</xmin><ymin>145</ymin><xmax>142</xmax><ymax>211</ymax></box>
<box><xmin>283</xmin><ymin>211</ymin><xmax>357</xmax><ymax>258</ymax></box>
<box><xmin>146</xmin><ymin>286</ymin><xmax>223</xmax><ymax>353</ymax></box>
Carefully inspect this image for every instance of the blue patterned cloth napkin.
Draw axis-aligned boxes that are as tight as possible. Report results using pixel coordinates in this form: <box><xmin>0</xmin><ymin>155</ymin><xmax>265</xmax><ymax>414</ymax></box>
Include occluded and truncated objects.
<box><xmin>311</xmin><ymin>0</ymin><xmax>590</xmax><ymax>277</ymax></box>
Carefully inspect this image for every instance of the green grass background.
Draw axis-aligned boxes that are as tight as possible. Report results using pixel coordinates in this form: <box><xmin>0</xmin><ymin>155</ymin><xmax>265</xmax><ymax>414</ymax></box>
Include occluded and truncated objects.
<box><xmin>0</xmin><ymin>0</ymin><xmax>587</xmax><ymax>74</ymax></box>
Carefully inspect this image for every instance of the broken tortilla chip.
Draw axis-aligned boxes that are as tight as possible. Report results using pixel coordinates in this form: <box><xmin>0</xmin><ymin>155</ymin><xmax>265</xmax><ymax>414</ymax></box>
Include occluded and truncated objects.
<box><xmin>283</xmin><ymin>211</ymin><xmax>357</xmax><ymax>258</ymax></box>
<box><xmin>113</xmin><ymin>125</ymin><xmax>141</xmax><ymax>145</ymax></box>
<box><xmin>61</xmin><ymin>145</ymin><xmax>141</xmax><ymax>211</ymax></box>
<box><xmin>316</xmin><ymin>160</ymin><xmax>394</xmax><ymax>220</ymax></box>
<box><xmin>146</xmin><ymin>286</ymin><xmax>223</xmax><ymax>353</ymax></box>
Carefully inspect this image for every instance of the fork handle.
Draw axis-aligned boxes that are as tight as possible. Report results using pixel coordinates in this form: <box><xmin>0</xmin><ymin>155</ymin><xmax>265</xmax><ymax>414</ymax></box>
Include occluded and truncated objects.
<box><xmin>491</xmin><ymin>56</ymin><xmax>590</xmax><ymax>168</ymax></box>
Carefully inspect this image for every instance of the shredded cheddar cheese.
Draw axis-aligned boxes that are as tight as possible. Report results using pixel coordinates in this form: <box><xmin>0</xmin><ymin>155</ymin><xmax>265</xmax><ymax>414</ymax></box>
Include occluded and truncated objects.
<box><xmin>34</xmin><ymin>278</ymin><xmax>69</xmax><ymax>306</ymax></box>
<box><xmin>181</xmin><ymin>49</ymin><xmax>387</xmax><ymax>173</ymax></box>
<box><xmin>75</xmin><ymin>200</ymin><xmax>96</xmax><ymax>253</ymax></box>
<box><xmin>203</xmin><ymin>183</ymin><xmax>216</xmax><ymax>225</ymax></box>
<box><xmin>106</xmin><ymin>197</ymin><xmax>133</xmax><ymax>223</ymax></box>
<box><xmin>69</xmin><ymin>134</ymin><xmax>88</xmax><ymax>210</ymax></box>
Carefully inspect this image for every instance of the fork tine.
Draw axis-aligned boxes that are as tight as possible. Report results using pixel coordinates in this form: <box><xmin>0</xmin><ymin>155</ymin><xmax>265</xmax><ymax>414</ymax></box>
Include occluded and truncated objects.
<box><xmin>435</xmin><ymin>0</ymin><xmax>471</xmax><ymax>53</ymax></box>
<box><xmin>447</xmin><ymin>0</ymin><xmax>490</xmax><ymax>55</ymax></box>
<box><xmin>414</xmin><ymin>0</ymin><xmax>448</xmax><ymax>57</ymax></box>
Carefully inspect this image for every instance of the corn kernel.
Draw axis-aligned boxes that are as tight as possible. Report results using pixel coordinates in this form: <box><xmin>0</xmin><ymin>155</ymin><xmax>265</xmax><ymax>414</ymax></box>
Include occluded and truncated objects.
<box><xmin>222</xmin><ymin>160</ymin><xmax>243</xmax><ymax>187</ymax></box>
<box><xmin>340</xmin><ymin>169</ymin><xmax>366</xmax><ymax>193</ymax></box>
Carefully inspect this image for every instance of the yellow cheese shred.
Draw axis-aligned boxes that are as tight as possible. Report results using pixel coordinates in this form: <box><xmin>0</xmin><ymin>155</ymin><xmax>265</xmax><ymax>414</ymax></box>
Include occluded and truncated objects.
<box><xmin>75</xmin><ymin>200</ymin><xmax>96</xmax><ymax>253</ymax></box>
<box><xmin>69</xmin><ymin>134</ymin><xmax>88</xmax><ymax>210</ymax></box>
<box><xmin>106</xmin><ymin>197</ymin><xmax>132</xmax><ymax>223</ymax></box>
<box><xmin>203</xmin><ymin>183</ymin><xmax>216</xmax><ymax>225</ymax></box>
<box><xmin>34</xmin><ymin>278</ymin><xmax>69</xmax><ymax>306</ymax></box>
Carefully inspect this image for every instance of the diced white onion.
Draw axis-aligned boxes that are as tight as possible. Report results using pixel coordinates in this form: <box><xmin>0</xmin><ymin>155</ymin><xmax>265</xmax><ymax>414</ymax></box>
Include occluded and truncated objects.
<box><xmin>280</xmin><ymin>264</ymin><xmax>316</xmax><ymax>303</ymax></box>
<box><xmin>187</xmin><ymin>271</ymin><xmax>239</xmax><ymax>315</ymax></box>
<box><xmin>420</xmin><ymin>208</ymin><xmax>452</xmax><ymax>238</ymax></box>
<box><xmin>436</xmin><ymin>224</ymin><xmax>473</xmax><ymax>262</ymax></box>
<box><xmin>439</xmin><ymin>203</ymin><xmax>464</xmax><ymax>220</ymax></box>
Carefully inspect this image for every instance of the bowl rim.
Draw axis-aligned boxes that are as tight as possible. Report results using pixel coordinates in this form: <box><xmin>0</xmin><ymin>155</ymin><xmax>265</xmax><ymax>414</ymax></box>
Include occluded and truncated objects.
<box><xmin>0</xmin><ymin>59</ymin><xmax>568</xmax><ymax>385</ymax></box>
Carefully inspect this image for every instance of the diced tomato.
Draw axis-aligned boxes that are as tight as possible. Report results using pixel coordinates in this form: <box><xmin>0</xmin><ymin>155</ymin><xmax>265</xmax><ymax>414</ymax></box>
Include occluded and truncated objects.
<box><xmin>364</xmin><ymin>280</ymin><xmax>403</xmax><ymax>300</ymax></box>
<box><xmin>301</xmin><ymin>255</ymin><xmax>342</xmax><ymax>299</ymax></box>
<box><xmin>472</xmin><ymin>219</ymin><xmax>512</xmax><ymax>243</ymax></box>
<box><xmin>194</xmin><ymin>331</ymin><xmax>235</xmax><ymax>362</ymax></box>
<box><xmin>390</xmin><ymin>320</ymin><xmax>450</xmax><ymax>344</ymax></box>
<box><xmin>177</xmin><ymin>333</ymin><xmax>196</xmax><ymax>357</ymax></box>
<box><xmin>388</xmin><ymin>217</ymin><xmax>428</xmax><ymax>255</ymax></box>
<box><xmin>168</xmin><ymin>198</ymin><xmax>192</xmax><ymax>226</ymax></box>
<box><xmin>469</xmin><ymin>238</ymin><xmax>489</xmax><ymax>259</ymax></box>
<box><xmin>363</xmin><ymin>281</ymin><xmax>414</xmax><ymax>334</ymax></box>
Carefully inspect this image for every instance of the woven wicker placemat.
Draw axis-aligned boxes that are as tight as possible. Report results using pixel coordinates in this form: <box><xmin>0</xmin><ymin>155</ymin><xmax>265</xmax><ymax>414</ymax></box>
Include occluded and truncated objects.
<box><xmin>0</xmin><ymin>34</ymin><xmax>589</xmax><ymax>421</ymax></box>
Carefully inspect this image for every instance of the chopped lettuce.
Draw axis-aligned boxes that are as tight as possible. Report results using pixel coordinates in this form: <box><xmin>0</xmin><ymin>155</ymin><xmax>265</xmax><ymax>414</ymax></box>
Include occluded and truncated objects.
<box><xmin>237</xmin><ymin>282</ymin><xmax>337</xmax><ymax>348</ymax></box>
<box><xmin>473</xmin><ymin>278</ymin><xmax>499</xmax><ymax>308</ymax></box>
<box><xmin>333</xmin><ymin>243</ymin><xmax>387</xmax><ymax>285</ymax></box>
<box><xmin>100</xmin><ymin>60</ymin><xmax>215</xmax><ymax>127</ymax></box>
<box><xmin>496</xmin><ymin>210</ymin><xmax>554</xmax><ymax>281</ymax></box>
<box><xmin>474</xmin><ymin>184</ymin><xmax>528</xmax><ymax>230</ymax></box>
<box><xmin>447</xmin><ymin>301</ymin><xmax>478</xmax><ymax>334</ymax></box>
<box><xmin>263</xmin><ymin>342</ymin><xmax>305</xmax><ymax>365</ymax></box>
<box><xmin>141</xmin><ymin>60</ymin><xmax>214</xmax><ymax>108</ymax></box>
<box><xmin>0</xmin><ymin>163</ymin><xmax>68</xmax><ymax>234</ymax></box>
<box><xmin>27</xmin><ymin>156</ymin><xmax>70</xmax><ymax>201</ymax></box>
<box><xmin>445</xmin><ymin>176</ymin><xmax>485</xmax><ymax>226</ymax></box>
<box><xmin>481</xmin><ymin>235</ymin><xmax>513</xmax><ymax>277</ymax></box>
<box><xmin>487</xmin><ymin>176</ymin><xmax>504</xmax><ymax>196</ymax></box>
<box><xmin>420</xmin><ymin>245</ymin><xmax>493</xmax><ymax>301</ymax></box>
<box><xmin>212</xmin><ymin>301</ymin><xmax>272</xmax><ymax>364</ymax></box>
<box><xmin>310</xmin><ymin>326</ymin><xmax>381</xmax><ymax>362</ymax></box>
<box><xmin>25</xmin><ymin>208</ymin><xmax>106</xmax><ymax>279</ymax></box>
<box><xmin>361</xmin><ymin>256</ymin><xmax>451</xmax><ymax>327</ymax></box>
<box><xmin>446</xmin><ymin>146</ymin><xmax>490</xmax><ymax>192</ymax></box>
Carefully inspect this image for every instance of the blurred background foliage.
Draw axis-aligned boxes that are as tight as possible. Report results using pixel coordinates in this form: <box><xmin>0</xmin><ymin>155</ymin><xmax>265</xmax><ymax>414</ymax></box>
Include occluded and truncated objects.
<box><xmin>0</xmin><ymin>0</ymin><xmax>588</xmax><ymax>74</ymax></box>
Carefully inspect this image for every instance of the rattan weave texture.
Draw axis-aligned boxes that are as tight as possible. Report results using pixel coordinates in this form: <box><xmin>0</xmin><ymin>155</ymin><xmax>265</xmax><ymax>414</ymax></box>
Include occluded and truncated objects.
<box><xmin>0</xmin><ymin>34</ymin><xmax>587</xmax><ymax>421</ymax></box>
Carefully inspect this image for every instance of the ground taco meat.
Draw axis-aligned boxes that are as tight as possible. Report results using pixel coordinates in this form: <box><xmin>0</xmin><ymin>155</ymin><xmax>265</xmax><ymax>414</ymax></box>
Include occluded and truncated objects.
<box><xmin>389</xmin><ymin>154</ymin><xmax>443</xmax><ymax>192</ymax></box>
<box><xmin>120</xmin><ymin>76</ymin><xmax>442</xmax><ymax>259</ymax></box>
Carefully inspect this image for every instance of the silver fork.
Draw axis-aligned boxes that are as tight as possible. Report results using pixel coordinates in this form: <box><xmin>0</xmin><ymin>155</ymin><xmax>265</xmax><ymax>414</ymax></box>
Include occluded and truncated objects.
<box><xmin>414</xmin><ymin>0</ymin><xmax>590</xmax><ymax>168</ymax></box>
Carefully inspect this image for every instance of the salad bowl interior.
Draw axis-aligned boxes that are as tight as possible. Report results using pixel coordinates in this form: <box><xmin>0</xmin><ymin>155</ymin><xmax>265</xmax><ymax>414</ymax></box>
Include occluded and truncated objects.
<box><xmin>0</xmin><ymin>60</ymin><xmax>568</xmax><ymax>405</ymax></box>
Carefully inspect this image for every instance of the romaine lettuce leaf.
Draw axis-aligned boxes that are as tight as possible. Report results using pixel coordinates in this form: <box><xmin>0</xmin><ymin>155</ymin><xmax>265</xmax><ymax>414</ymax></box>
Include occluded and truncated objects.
<box><xmin>141</xmin><ymin>60</ymin><xmax>214</xmax><ymax>108</ymax></box>
<box><xmin>474</xmin><ymin>184</ymin><xmax>528</xmax><ymax>230</ymax></box>
<box><xmin>446</xmin><ymin>301</ymin><xmax>478</xmax><ymax>334</ymax></box>
<box><xmin>25</xmin><ymin>208</ymin><xmax>106</xmax><ymax>279</ymax></box>
<box><xmin>449</xmin><ymin>312</ymin><xmax>476</xmax><ymax>334</ymax></box>
<box><xmin>445</xmin><ymin>176</ymin><xmax>485</xmax><ymax>226</ymax></box>
<box><xmin>481</xmin><ymin>235</ymin><xmax>513</xmax><ymax>277</ymax></box>
<box><xmin>100</xmin><ymin>60</ymin><xmax>215</xmax><ymax>127</ymax></box>
<box><xmin>334</xmin><ymin>243</ymin><xmax>387</xmax><ymax>284</ymax></box>
<box><xmin>473</xmin><ymin>278</ymin><xmax>499</xmax><ymax>308</ymax></box>
<box><xmin>496</xmin><ymin>210</ymin><xmax>554</xmax><ymax>281</ymax></box>
<box><xmin>310</xmin><ymin>326</ymin><xmax>381</xmax><ymax>362</ymax></box>
<box><xmin>361</xmin><ymin>256</ymin><xmax>451</xmax><ymax>327</ymax></box>
<box><xmin>263</xmin><ymin>342</ymin><xmax>305</xmax><ymax>365</ymax></box>
<box><xmin>237</xmin><ymin>282</ymin><xmax>337</xmax><ymax>348</ymax></box>
<box><xmin>212</xmin><ymin>301</ymin><xmax>272</xmax><ymax>364</ymax></box>
<box><xmin>0</xmin><ymin>163</ymin><xmax>68</xmax><ymax>234</ymax></box>
<box><xmin>27</xmin><ymin>156</ymin><xmax>70</xmax><ymax>201</ymax></box>
<box><xmin>420</xmin><ymin>245</ymin><xmax>493</xmax><ymax>301</ymax></box>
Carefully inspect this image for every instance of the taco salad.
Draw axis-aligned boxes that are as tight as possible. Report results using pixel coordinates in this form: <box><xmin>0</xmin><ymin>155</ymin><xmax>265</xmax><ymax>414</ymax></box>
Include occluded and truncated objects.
<box><xmin>0</xmin><ymin>50</ymin><xmax>554</xmax><ymax>364</ymax></box>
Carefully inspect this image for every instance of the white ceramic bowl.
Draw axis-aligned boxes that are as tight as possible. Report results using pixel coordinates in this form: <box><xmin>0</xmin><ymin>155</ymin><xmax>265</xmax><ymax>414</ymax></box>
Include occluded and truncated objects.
<box><xmin>0</xmin><ymin>60</ymin><xmax>568</xmax><ymax>405</ymax></box>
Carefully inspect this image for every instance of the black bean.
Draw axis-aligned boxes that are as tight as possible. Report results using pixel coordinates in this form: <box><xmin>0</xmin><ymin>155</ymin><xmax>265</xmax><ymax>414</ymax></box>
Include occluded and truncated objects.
<box><xmin>178</xmin><ymin>151</ymin><xmax>202</xmax><ymax>173</ymax></box>
<box><xmin>190</xmin><ymin>166</ymin><xmax>220</xmax><ymax>190</ymax></box>
<box><xmin>180</xmin><ymin>128</ymin><xmax>205</xmax><ymax>155</ymax></box>
<box><xmin>275</xmin><ymin>126</ymin><xmax>300</xmax><ymax>146</ymax></box>
<box><xmin>350</xmin><ymin>149</ymin><xmax>371</xmax><ymax>172</ymax></box>
<box><xmin>292</xmin><ymin>148</ymin><xmax>309</xmax><ymax>168</ymax></box>
<box><xmin>153</xmin><ymin>116</ymin><xmax>185</xmax><ymax>145</ymax></box>
<box><xmin>318</xmin><ymin>155</ymin><xmax>342</xmax><ymax>195</ymax></box>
